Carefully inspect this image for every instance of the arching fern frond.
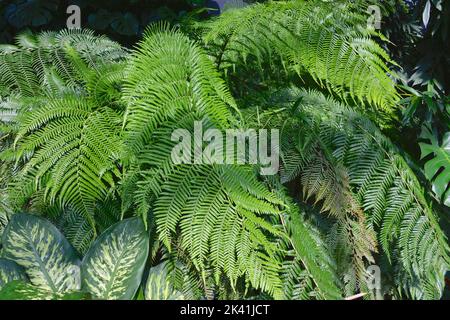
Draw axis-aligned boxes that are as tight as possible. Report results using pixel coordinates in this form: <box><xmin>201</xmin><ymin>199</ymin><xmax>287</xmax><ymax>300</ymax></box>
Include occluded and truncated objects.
<box><xmin>121</xmin><ymin>26</ymin><xmax>292</xmax><ymax>298</ymax></box>
<box><xmin>127</xmin><ymin>115</ymin><xmax>286</xmax><ymax>297</ymax></box>
<box><xmin>297</xmin><ymin>147</ymin><xmax>378</xmax><ymax>296</ymax></box>
<box><xmin>123</xmin><ymin>23</ymin><xmax>237</xmax><ymax>153</ymax></box>
<box><xmin>200</xmin><ymin>0</ymin><xmax>399</xmax><ymax>120</ymax></box>
<box><xmin>0</xmin><ymin>29</ymin><xmax>127</xmax><ymax>97</ymax></box>
<box><xmin>11</xmin><ymin>94</ymin><xmax>123</xmax><ymax>228</ymax></box>
<box><xmin>265</xmin><ymin>177</ymin><xmax>343</xmax><ymax>300</ymax></box>
<box><xmin>272</xmin><ymin>88</ymin><xmax>449</xmax><ymax>299</ymax></box>
<box><xmin>0</xmin><ymin>30</ymin><xmax>128</xmax><ymax>230</ymax></box>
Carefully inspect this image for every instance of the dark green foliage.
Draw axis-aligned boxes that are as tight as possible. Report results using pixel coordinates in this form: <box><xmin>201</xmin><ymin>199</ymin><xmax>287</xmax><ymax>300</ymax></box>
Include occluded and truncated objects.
<box><xmin>379</xmin><ymin>0</ymin><xmax>449</xmax><ymax>211</ymax></box>
<box><xmin>242</xmin><ymin>87</ymin><xmax>449</xmax><ymax>298</ymax></box>
<box><xmin>0</xmin><ymin>1</ymin><xmax>202</xmax><ymax>45</ymax></box>
<box><xmin>419</xmin><ymin>126</ymin><xmax>450</xmax><ymax>206</ymax></box>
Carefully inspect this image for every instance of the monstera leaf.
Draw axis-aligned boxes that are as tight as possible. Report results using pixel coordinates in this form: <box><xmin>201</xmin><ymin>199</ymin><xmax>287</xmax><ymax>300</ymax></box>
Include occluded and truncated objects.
<box><xmin>419</xmin><ymin>125</ymin><xmax>450</xmax><ymax>206</ymax></box>
<box><xmin>1</xmin><ymin>214</ymin><xmax>81</xmax><ymax>293</ymax></box>
<box><xmin>81</xmin><ymin>217</ymin><xmax>149</xmax><ymax>300</ymax></box>
<box><xmin>145</xmin><ymin>263</ymin><xmax>185</xmax><ymax>300</ymax></box>
<box><xmin>0</xmin><ymin>258</ymin><xmax>28</xmax><ymax>290</ymax></box>
<box><xmin>110</xmin><ymin>12</ymin><xmax>140</xmax><ymax>36</ymax></box>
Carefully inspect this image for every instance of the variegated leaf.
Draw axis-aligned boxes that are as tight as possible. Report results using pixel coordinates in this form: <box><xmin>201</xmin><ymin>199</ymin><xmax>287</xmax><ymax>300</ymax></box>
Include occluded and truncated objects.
<box><xmin>0</xmin><ymin>281</ymin><xmax>92</xmax><ymax>300</ymax></box>
<box><xmin>145</xmin><ymin>262</ymin><xmax>185</xmax><ymax>300</ymax></box>
<box><xmin>0</xmin><ymin>258</ymin><xmax>28</xmax><ymax>290</ymax></box>
<box><xmin>81</xmin><ymin>217</ymin><xmax>149</xmax><ymax>300</ymax></box>
<box><xmin>0</xmin><ymin>281</ymin><xmax>55</xmax><ymax>300</ymax></box>
<box><xmin>1</xmin><ymin>214</ymin><xmax>81</xmax><ymax>293</ymax></box>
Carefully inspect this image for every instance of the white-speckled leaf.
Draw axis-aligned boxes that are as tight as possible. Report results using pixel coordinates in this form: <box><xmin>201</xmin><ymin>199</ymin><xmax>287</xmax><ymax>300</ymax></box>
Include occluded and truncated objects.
<box><xmin>0</xmin><ymin>258</ymin><xmax>28</xmax><ymax>290</ymax></box>
<box><xmin>1</xmin><ymin>214</ymin><xmax>81</xmax><ymax>293</ymax></box>
<box><xmin>81</xmin><ymin>217</ymin><xmax>149</xmax><ymax>300</ymax></box>
<box><xmin>145</xmin><ymin>262</ymin><xmax>185</xmax><ymax>300</ymax></box>
<box><xmin>0</xmin><ymin>281</ymin><xmax>55</xmax><ymax>300</ymax></box>
<box><xmin>0</xmin><ymin>281</ymin><xmax>92</xmax><ymax>300</ymax></box>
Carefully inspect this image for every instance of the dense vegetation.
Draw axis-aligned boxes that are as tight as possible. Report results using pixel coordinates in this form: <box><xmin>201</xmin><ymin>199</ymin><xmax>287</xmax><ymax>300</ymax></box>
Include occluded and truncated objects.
<box><xmin>0</xmin><ymin>0</ymin><xmax>448</xmax><ymax>300</ymax></box>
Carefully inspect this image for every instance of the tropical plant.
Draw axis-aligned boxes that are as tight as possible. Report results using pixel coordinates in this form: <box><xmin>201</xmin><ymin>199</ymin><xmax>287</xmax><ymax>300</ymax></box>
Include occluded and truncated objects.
<box><xmin>379</xmin><ymin>0</ymin><xmax>450</xmax><ymax>211</ymax></box>
<box><xmin>419</xmin><ymin>125</ymin><xmax>450</xmax><ymax>206</ymax></box>
<box><xmin>199</xmin><ymin>0</ymin><xmax>400</xmax><ymax>122</ymax></box>
<box><xmin>0</xmin><ymin>0</ymin><xmax>448</xmax><ymax>300</ymax></box>
<box><xmin>144</xmin><ymin>262</ymin><xmax>186</xmax><ymax>300</ymax></box>
<box><xmin>247</xmin><ymin>87</ymin><xmax>449</xmax><ymax>298</ymax></box>
<box><xmin>0</xmin><ymin>214</ymin><xmax>149</xmax><ymax>300</ymax></box>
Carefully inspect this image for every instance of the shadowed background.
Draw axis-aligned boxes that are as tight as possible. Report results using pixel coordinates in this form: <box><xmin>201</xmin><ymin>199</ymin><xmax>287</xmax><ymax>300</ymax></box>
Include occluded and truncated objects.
<box><xmin>0</xmin><ymin>0</ymin><xmax>265</xmax><ymax>46</ymax></box>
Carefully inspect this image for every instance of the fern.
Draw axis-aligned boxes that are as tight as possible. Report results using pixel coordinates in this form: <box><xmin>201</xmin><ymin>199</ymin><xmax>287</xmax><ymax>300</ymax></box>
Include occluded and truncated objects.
<box><xmin>0</xmin><ymin>5</ymin><xmax>447</xmax><ymax>300</ymax></box>
<box><xmin>11</xmin><ymin>94</ymin><xmax>123</xmax><ymax>227</ymax></box>
<box><xmin>260</xmin><ymin>175</ymin><xmax>342</xmax><ymax>300</ymax></box>
<box><xmin>122</xmin><ymin>25</ymin><xmax>291</xmax><ymax>298</ymax></box>
<box><xmin>270</xmin><ymin>88</ymin><xmax>449</xmax><ymax>299</ymax></box>
<box><xmin>1</xmin><ymin>30</ymin><xmax>127</xmax><ymax>230</ymax></box>
<box><xmin>298</xmin><ymin>149</ymin><xmax>378</xmax><ymax>296</ymax></box>
<box><xmin>127</xmin><ymin>122</ymin><xmax>286</xmax><ymax>296</ymax></box>
<box><xmin>52</xmin><ymin>207</ymin><xmax>95</xmax><ymax>255</ymax></box>
<box><xmin>0</xmin><ymin>29</ymin><xmax>127</xmax><ymax>97</ymax></box>
<box><xmin>123</xmin><ymin>23</ymin><xmax>237</xmax><ymax>153</ymax></box>
<box><xmin>200</xmin><ymin>0</ymin><xmax>399</xmax><ymax>122</ymax></box>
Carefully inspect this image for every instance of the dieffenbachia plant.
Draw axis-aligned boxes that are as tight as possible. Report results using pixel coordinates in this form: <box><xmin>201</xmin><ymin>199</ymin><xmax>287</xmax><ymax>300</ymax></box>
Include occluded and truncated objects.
<box><xmin>0</xmin><ymin>214</ymin><xmax>149</xmax><ymax>300</ymax></box>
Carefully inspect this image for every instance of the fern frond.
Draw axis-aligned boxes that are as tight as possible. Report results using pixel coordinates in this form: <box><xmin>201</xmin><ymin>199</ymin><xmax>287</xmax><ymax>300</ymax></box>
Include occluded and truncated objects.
<box><xmin>53</xmin><ymin>207</ymin><xmax>95</xmax><ymax>254</ymax></box>
<box><xmin>0</xmin><ymin>29</ymin><xmax>127</xmax><ymax>97</ymax></box>
<box><xmin>123</xmin><ymin>23</ymin><xmax>237</xmax><ymax>153</ymax></box>
<box><xmin>1</xmin><ymin>30</ymin><xmax>127</xmax><ymax>229</ymax></box>
<box><xmin>121</xmin><ymin>26</ymin><xmax>285</xmax><ymax>297</ymax></box>
<box><xmin>12</xmin><ymin>95</ymin><xmax>123</xmax><ymax>227</ymax></box>
<box><xmin>273</xmin><ymin>88</ymin><xmax>449</xmax><ymax>299</ymax></box>
<box><xmin>201</xmin><ymin>1</ymin><xmax>399</xmax><ymax>119</ymax></box>
<box><xmin>266</xmin><ymin>178</ymin><xmax>343</xmax><ymax>300</ymax></box>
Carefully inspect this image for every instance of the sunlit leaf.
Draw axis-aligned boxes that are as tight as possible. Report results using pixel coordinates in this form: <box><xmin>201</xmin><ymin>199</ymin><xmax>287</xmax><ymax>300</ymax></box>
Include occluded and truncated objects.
<box><xmin>81</xmin><ymin>217</ymin><xmax>149</xmax><ymax>300</ymax></box>
<box><xmin>1</xmin><ymin>214</ymin><xmax>81</xmax><ymax>293</ymax></box>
